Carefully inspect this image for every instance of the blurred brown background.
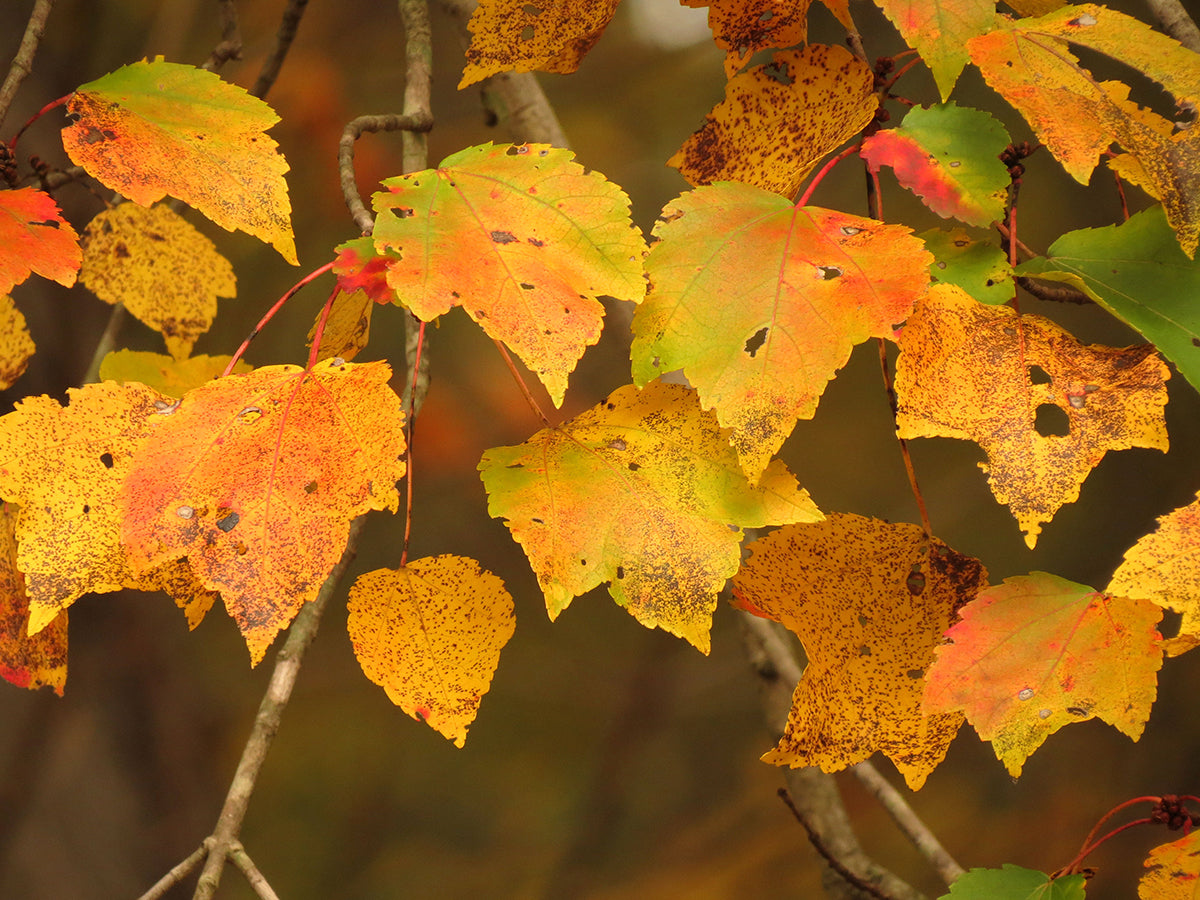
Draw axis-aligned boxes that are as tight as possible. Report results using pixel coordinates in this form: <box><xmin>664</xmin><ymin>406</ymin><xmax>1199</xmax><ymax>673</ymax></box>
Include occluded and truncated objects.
<box><xmin>1</xmin><ymin>0</ymin><xmax>1198</xmax><ymax>897</ymax></box>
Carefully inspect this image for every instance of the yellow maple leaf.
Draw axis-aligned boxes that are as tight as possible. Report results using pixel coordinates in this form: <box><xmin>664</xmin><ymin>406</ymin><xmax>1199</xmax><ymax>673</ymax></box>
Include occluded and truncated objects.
<box><xmin>306</xmin><ymin>289</ymin><xmax>374</xmax><ymax>364</ymax></box>
<box><xmin>99</xmin><ymin>349</ymin><xmax>251</xmax><ymax>399</ymax></box>
<box><xmin>669</xmin><ymin>45</ymin><xmax>877</xmax><ymax>199</ymax></box>
<box><xmin>0</xmin><ymin>294</ymin><xmax>35</xmax><ymax>390</ymax></box>
<box><xmin>347</xmin><ymin>555</ymin><xmax>515</xmax><ymax>748</ymax></box>
<box><xmin>733</xmin><ymin>514</ymin><xmax>987</xmax><ymax>790</ymax></box>
<box><xmin>896</xmin><ymin>285</ymin><xmax>1169</xmax><ymax>547</ymax></box>
<box><xmin>1108</xmin><ymin>491</ymin><xmax>1200</xmax><ymax>656</ymax></box>
<box><xmin>80</xmin><ymin>204</ymin><xmax>237</xmax><ymax>360</ymax></box>
<box><xmin>0</xmin><ymin>381</ymin><xmax>175</xmax><ymax>632</ymax></box>
<box><xmin>459</xmin><ymin>0</ymin><xmax>618</xmax><ymax>88</ymax></box>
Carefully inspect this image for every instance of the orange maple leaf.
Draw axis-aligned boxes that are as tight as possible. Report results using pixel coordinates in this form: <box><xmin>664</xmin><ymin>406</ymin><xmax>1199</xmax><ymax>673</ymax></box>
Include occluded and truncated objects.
<box><xmin>0</xmin><ymin>187</ymin><xmax>81</xmax><ymax>294</ymax></box>
<box><xmin>121</xmin><ymin>359</ymin><xmax>407</xmax><ymax>664</ymax></box>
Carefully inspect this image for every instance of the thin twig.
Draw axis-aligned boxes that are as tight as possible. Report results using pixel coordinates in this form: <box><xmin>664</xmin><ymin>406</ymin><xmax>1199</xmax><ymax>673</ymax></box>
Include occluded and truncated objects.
<box><xmin>738</xmin><ymin>612</ymin><xmax>928</xmax><ymax>900</ymax></box>
<box><xmin>81</xmin><ymin>304</ymin><xmax>127</xmax><ymax>384</ymax></box>
<box><xmin>1144</xmin><ymin>0</ymin><xmax>1200</xmax><ymax>53</ymax></box>
<box><xmin>228</xmin><ymin>841</ymin><xmax>282</xmax><ymax>900</ymax></box>
<box><xmin>851</xmin><ymin>762</ymin><xmax>965</xmax><ymax>886</ymax></box>
<box><xmin>251</xmin><ymin>0</ymin><xmax>310</xmax><ymax>98</ymax></box>
<box><xmin>338</xmin><ymin>113</ymin><xmax>433</xmax><ymax>234</ymax></box>
<box><xmin>779</xmin><ymin>789</ymin><xmax>896</xmax><ymax>900</ymax></box>
<box><xmin>202</xmin><ymin>0</ymin><xmax>243</xmax><ymax>71</ymax></box>
<box><xmin>136</xmin><ymin>842</ymin><xmax>209</xmax><ymax>900</ymax></box>
<box><xmin>0</xmin><ymin>0</ymin><xmax>53</xmax><ymax>130</ymax></box>
<box><xmin>190</xmin><ymin>516</ymin><xmax>367</xmax><ymax>900</ymax></box>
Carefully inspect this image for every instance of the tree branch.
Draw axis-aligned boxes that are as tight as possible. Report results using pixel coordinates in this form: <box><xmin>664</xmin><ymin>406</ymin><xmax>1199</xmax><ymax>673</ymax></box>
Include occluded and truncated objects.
<box><xmin>0</xmin><ymin>0</ymin><xmax>53</xmax><ymax>131</ymax></box>
<box><xmin>738</xmin><ymin>612</ymin><xmax>929</xmax><ymax>900</ymax></box>
<box><xmin>851</xmin><ymin>762</ymin><xmax>965</xmax><ymax>886</ymax></box>
<box><xmin>251</xmin><ymin>0</ymin><xmax>311</xmax><ymax>99</ymax></box>
<box><xmin>227</xmin><ymin>841</ymin><xmax>282</xmax><ymax>900</ymax></box>
<box><xmin>202</xmin><ymin>0</ymin><xmax>243</xmax><ymax>72</ymax></box>
<box><xmin>136</xmin><ymin>842</ymin><xmax>208</xmax><ymax>900</ymax></box>
<box><xmin>1144</xmin><ymin>0</ymin><xmax>1200</xmax><ymax>53</ymax></box>
<box><xmin>338</xmin><ymin>113</ymin><xmax>433</xmax><ymax>233</ymax></box>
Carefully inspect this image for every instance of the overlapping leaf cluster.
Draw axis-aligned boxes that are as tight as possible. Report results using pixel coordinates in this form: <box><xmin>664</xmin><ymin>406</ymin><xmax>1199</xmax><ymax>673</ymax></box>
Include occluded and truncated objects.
<box><xmin>1</xmin><ymin>3</ymin><xmax>1199</xmax><ymax>890</ymax></box>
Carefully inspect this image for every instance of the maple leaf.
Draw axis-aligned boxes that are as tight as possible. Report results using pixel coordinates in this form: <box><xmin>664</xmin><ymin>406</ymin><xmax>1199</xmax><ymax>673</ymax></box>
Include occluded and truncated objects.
<box><xmin>631</xmin><ymin>183</ymin><xmax>931</xmax><ymax>482</ymax></box>
<box><xmin>920</xmin><ymin>227</ymin><xmax>1012</xmax><ymax>305</ymax></box>
<box><xmin>0</xmin><ymin>294</ymin><xmax>35</xmax><ymax>390</ymax></box>
<box><xmin>896</xmin><ymin>284</ymin><xmax>1169</xmax><ymax>547</ymax></box>
<box><xmin>924</xmin><ymin>572</ymin><xmax>1164</xmax><ymax>777</ymax></box>
<box><xmin>0</xmin><ymin>187</ymin><xmax>81</xmax><ymax>294</ymax></box>
<box><xmin>479</xmin><ymin>381</ymin><xmax>821</xmax><ymax>652</ymax></box>
<box><xmin>1108</xmin><ymin>490</ymin><xmax>1200</xmax><ymax>656</ymax></box>
<box><xmin>1018</xmin><ymin>206</ymin><xmax>1200</xmax><ymax>395</ymax></box>
<box><xmin>459</xmin><ymin>0</ymin><xmax>617</xmax><ymax>88</ymax></box>
<box><xmin>333</xmin><ymin>236</ymin><xmax>397</xmax><ymax>305</ymax></box>
<box><xmin>134</xmin><ymin>558</ymin><xmax>219</xmax><ymax>632</ymax></box>
<box><xmin>0</xmin><ymin>380</ymin><xmax>176</xmax><ymax>633</ymax></box>
<box><xmin>62</xmin><ymin>58</ymin><xmax>297</xmax><ymax>264</ymax></box>
<box><xmin>968</xmin><ymin>8</ymin><xmax>1200</xmax><ymax>254</ymax></box>
<box><xmin>371</xmin><ymin>142</ymin><xmax>645</xmax><ymax>407</ymax></box>
<box><xmin>1140</xmin><ymin>829</ymin><xmax>1200</xmax><ymax>900</ymax></box>
<box><xmin>681</xmin><ymin>0</ymin><xmax>856</xmax><ymax>77</ymax></box>
<box><xmin>669</xmin><ymin>45</ymin><xmax>877</xmax><ymax>198</ymax></box>
<box><xmin>120</xmin><ymin>359</ymin><xmax>407</xmax><ymax>664</ymax></box>
<box><xmin>940</xmin><ymin>865</ymin><xmax>1086</xmax><ymax>899</ymax></box>
<box><xmin>860</xmin><ymin>103</ymin><xmax>1012</xmax><ymax>227</ymax></box>
<box><xmin>347</xmin><ymin>555</ymin><xmax>515</xmax><ymax>748</ymax></box>
<box><xmin>306</xmin><ymin>288</ymin><xmax>374</xmax><ymax>364</ymax></box>
<box><xmin>732</xmin><ymin>514</ymin><xmax>986</xmax><ymax>790</ymax></box>
<box><xmin>0</xmin><ymin>504</ymin><xmax>67</xmax><ymax>695</ymax></box>
<box><xmin>873</xmin><ymin>0</ymin><xmax>996</xmax><ymax>100</ymax></box>
<box><xmin>99</xmin><ymin>350</ymin><xmax>252</xmax><ymax>398</ymax></box>
<box><xmin>79</xmin><ymin>204</ymin><xmax>237</xmax><ymax>359</ymax></box>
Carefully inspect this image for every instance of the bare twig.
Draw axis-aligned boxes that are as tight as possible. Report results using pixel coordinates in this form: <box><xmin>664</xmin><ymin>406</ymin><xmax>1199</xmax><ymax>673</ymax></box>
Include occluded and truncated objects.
<box><xmin>851</xmin><ymin>762</ymin><xmax>965</xmax><ymax>886</ymax></box>
<box><xmin>779</xmin><ymin>789</ymin><xmax>897</xmax><ymax>900</ymax></box>
<box><xmin>190</xmin><ymin>516</ymin><xmax>367</xmax><ymax>900</ymax></box>
<box><xmin>0</xmin><ymin>0</ymin><xmax>53</xmax><ymax>130</ymax></box>
<box><xmin>1144</xmin><ymin>0</ymin><xmax>1200</xmax><ymax>53</ymax></box>
<box><xmin>228</xmin><ymin>841</ymin><xmax>282</xmax><ymax>900</ymax></box>
<box><xmin>338</xmin><ymin>113</ymin><xmax>433</xmax><ymax>233</ymax></box>
<box><xmin>136</xmin><ymin>842</ymin><xmax>208</xmax><ymax>900</ymax></box>
<box><xmin>81</xmin><ymin>304</ymin><xmax>126</xmax><ymax>384</ymax></box>
<box><xmin>436</xmin><ymin>0</ymin><xmax>569</xmax><ymax>147</ymax></box>
<box><xmin>202</xmin><ymin>0</ymin><xmax>243</xmax><ymax>71</ymax></box>
<box><xmin>251</xmin><ymin>0</ymin><xmax>311</xmax><ymax>98</ymax></box>
<box><xmin>739</xmin><ymin>612</ymin><xmax>928</xmax><ymax>900</ymax></box>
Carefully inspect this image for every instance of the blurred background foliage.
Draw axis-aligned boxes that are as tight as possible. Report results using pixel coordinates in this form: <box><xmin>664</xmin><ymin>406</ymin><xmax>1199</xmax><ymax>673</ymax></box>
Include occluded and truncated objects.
<box><xmin>0</xmin><ymin>0</ymin><xmax>1198</xmax><ymax>897</ymax></box>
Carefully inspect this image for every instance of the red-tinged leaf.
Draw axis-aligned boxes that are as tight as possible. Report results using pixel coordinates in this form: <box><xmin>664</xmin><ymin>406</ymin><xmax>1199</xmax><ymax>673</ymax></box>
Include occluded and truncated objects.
<box><xmin>0</xmin><ymin>293</ymin><xmax>35</xmax><ymax>390</ymax></box>
<box><xmin>372</xmin><ymin>143</ymin><xmax>646</xmax><ymax>407</ymax></box>
<box><xmin>0</xmin><ymin>381</ymin><xmax>174</xmax><ymax>633</ymax></box>
<box><xmin>120</xmin><ymin>359</ymin><xmax>406</xmax><ymax>664</ymax></box>
<box><xmin>669</xmin><ymin>45</ymin><xmax>877</xmax><ymax>199</ymax></box>
<box><xmin>860</xmin><ymin>103</ymin><xmax>1012</xmax><ymax>227</ymax></box>
<box><xmin>1108</xmin><ymin>491</ymin><xmax>1200</xmax><ymax>655</ymax></box>
<box><xmin>62</xmin><ymin>58</ymin><xmax>297</xmax><ymax>263</ymax></box>
<box><xmin>896</xmin><ymin>285</ymin><xmax>1169</xmax><ymax>547</ymax></box>
<box><xmin>1140</xmin><ymin>830</ymin><xmax>1200</xmax><ymax>899</ymax></box>
<box><xmin>733</xmin><ymin>515</ymin><xmax>986</xmax><ymax>790</ymax></box>
<box><xmin>0</xmin><ymin>187</ymin><xmax>81</xmax><ymax>294</ymax></box>
<box><xmin>874</xmin><ymin>0</ymin><xmax>996</xmax><ymax>100</ymax></box>
<box><xmin>632</xmin><ymin>183</ymin><xmax>931</xmax><ymax>481</ymax></box>
<box><xmin>333</xmin><ymin>236</ymin><xmax>397</xmax><ymax>305</ymax></box>
<box><xmin>0</xmin><ymin>504</ymin><xmax>67</xmax><ymax>695</ymax></box>
<box><xmin>923</xmin><ymin>572</ymin><xmax>1164</xmax><ymax>777</ymax></box>
<box><xmin>479</xmin><ymin>381</ymin><xmax>822</xmax><ymax>652</ymax></box>
<box><xmin>347</xmin><ymin>555</ymin><xmax>515</xmax><ymax>747</ymax></box>
<box><xmin>459</xmin><ymin>0</ymin><xmax>618</xmax><ymax>88</ymax></box>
